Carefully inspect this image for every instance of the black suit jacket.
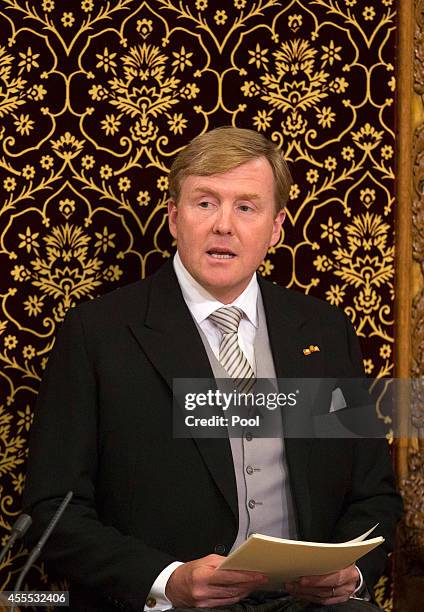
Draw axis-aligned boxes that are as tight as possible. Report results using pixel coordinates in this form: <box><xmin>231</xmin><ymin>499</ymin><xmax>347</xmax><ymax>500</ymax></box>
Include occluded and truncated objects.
<box><xmin>23</xmin><ymin>261</ymin><xmax>402</xmax><ymax>611</ymax></box>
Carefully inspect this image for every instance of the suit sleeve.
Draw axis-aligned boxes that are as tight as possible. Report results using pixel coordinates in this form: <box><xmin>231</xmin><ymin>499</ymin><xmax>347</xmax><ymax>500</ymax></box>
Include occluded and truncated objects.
<box><xmin>331</xmin><ymin>313</ymin><xmax>402</xmax><ymax>593</ymax></box>
<box><xmin>23</xmin><ymin>307</ymin><xmax>177</xmax><ymax>611</ymax></box>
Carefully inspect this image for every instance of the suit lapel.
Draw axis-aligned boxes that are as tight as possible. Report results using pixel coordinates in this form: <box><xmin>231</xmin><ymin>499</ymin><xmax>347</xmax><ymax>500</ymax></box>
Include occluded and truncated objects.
<box><xmin>259</xmin><ymin>277</ymin><xmax>318</xmax><ymax>539</ymax></box>
<box><xmin>129</xmin><ymin>261</ymin><xmax>238</xmax><ymax>520</ymax></box>
<box><xmin>130</xmin><ymin>262</ymin><xmax>213</xmax><ymax>387</ymax></box>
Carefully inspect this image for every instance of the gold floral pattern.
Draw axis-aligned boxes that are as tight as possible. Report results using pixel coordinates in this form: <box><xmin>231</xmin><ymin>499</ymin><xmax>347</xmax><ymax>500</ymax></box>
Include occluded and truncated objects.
<box><xmin>0</xmin><ymin>0</ymin><xmax>396</xmax><ymax>604</ymax></box>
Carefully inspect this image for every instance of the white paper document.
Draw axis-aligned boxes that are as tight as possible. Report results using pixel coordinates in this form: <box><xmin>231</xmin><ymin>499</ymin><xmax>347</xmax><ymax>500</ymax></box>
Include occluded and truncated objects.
<box><xmin>219</xmin><ymin>525</ymin><xmax>383</xmax><ymax>587</ymax></box>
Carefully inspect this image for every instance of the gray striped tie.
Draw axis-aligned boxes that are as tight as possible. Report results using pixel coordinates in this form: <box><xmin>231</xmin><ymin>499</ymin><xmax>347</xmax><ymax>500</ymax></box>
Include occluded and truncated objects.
<box><xmin>209</xmin><ymin>306</ymin><xmax>255</xmax><ymax>394</ymax></box>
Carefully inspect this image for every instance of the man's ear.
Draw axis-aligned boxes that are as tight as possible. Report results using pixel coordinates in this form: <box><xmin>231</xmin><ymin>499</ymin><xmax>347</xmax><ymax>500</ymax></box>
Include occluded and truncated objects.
<box><xmin>168</xmin><ymin>200</ymin><xmax>178</xmax><ymax>239</ymax></box>
<box><xmin>269</xmin><ymin>208</ymin><xmax>286</xmax><ymax>247</ymax></box>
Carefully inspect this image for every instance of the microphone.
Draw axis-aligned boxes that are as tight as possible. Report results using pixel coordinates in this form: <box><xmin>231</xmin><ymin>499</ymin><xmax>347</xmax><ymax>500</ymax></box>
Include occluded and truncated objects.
<box><xmin>0</xmin><ymin>514</ymin><xmax>32</xmax><ymax>565</ymax></box>
<box><xmin>10</xmin><ymin>491</ymin><xmax>73</xmax><ymax>611</ymax></box>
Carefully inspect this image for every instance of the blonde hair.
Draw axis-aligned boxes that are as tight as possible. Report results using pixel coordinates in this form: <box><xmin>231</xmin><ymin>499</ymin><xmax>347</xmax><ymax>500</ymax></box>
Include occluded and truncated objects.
<box><xmin>168</xmin><ymin>126</ymin><xmax>292</xmax><ymax>213</ymax></box>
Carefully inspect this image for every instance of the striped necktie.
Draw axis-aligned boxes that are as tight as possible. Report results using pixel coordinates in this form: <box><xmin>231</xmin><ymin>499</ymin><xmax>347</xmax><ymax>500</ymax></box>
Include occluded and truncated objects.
<box><xmin>209</xmin><ymin>306</ymin><xmax>255</xmax><ymax>394</ymax></box>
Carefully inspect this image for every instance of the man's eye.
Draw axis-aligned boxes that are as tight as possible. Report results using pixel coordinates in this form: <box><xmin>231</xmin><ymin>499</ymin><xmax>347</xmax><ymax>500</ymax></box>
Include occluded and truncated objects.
<box><xmin>198</xmin><ymin>201</ymin><xmax>212</xmax><ymax>208</ymax></box>
<box><xmin>238</xmin><ymin>204</ymin><xmax>253</xmax><ymax>212</ymax></box>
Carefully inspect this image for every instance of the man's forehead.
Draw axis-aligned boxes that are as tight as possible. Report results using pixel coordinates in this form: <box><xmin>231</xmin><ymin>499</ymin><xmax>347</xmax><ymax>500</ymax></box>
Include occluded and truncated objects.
<box><xmin>180</xmin><ymin>158</ymin><xmax>275</xmax><ymax>190</ymax></box>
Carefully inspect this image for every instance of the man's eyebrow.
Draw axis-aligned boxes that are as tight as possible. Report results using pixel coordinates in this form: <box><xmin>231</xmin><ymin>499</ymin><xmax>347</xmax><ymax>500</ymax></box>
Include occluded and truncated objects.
<box><xmin>191</xmin><ymin>187</ymin><xmax>261</xmax><ymax>201</ymax></box>
<box><xmin>237</xmin><ymin>193</ymin><xmax>261</xmax><ymax>201</ymax></box>
<box><xmin>191</xmin><ymin>187</ymin><xmax>220</xmax><ymax>198</ymax></box>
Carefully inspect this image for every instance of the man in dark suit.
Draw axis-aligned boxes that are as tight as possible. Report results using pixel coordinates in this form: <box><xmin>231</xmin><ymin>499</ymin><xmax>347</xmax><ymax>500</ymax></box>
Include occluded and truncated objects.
<box><xmin>23</xmin><ymin>127</ymin><xmax>402</xmax><ymax>612</ymax></box>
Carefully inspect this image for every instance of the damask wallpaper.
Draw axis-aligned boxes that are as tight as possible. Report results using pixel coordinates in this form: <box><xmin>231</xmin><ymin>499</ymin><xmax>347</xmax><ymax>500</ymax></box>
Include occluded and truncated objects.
<box><xmin>0</xmin><ymin>0</ymin><xmax>396</xmax><ymax>607</ymax></box>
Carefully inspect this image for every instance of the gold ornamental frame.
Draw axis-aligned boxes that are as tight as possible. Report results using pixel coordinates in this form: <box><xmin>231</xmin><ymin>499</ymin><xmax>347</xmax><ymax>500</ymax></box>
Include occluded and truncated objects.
<box><xmin>395</xmin><ymin>0</ymin><xmax>424</xmax><ymax>608</ymax></box>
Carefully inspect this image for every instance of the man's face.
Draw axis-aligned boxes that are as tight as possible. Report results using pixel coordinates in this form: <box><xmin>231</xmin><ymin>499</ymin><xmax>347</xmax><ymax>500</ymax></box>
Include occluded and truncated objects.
<box><xmin>168</xmin><ymin>156</ymin><xmax>285</xmax><ymax>304</ymax></box>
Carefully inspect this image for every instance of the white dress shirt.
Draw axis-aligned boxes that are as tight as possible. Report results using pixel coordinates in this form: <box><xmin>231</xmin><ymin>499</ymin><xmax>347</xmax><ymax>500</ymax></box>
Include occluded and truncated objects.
<box><xmin>173</xmin><ymin>251</ymin><xmax>259</xmax><ymax>368</ymax></box>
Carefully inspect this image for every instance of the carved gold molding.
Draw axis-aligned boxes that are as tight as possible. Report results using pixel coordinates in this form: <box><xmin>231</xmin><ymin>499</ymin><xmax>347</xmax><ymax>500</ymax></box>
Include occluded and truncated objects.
<box><xmin>395</xmin><ymin>1</ymin><xmax>424</xmax><ymax>606</ymax></box>
<box><xmin>411</xmin><ymin>0</ymin><xmax>424</xmax><ymax>385</ymax></box>
<box><xmin>395</xmin><ymin>0</ymin><xmax>413</xmax><ymax>478</ymax></box>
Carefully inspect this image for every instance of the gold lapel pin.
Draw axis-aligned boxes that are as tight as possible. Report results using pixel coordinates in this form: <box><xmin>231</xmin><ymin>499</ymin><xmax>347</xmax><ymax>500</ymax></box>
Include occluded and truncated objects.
<box><xmin>303</xmin><ymin>345</ymin><xmax>320</xmax><ymax>356</ymax></box>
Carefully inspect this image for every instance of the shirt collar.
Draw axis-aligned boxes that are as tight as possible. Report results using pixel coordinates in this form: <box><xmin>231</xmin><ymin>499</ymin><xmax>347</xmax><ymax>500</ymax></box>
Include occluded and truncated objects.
<box><xmin>173</xmin><ymin>251</ymin><xmax>258</xmax><ymax>328</ymax></box>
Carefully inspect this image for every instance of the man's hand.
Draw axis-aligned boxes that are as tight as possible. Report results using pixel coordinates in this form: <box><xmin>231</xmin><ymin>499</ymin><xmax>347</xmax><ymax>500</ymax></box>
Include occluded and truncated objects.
<box><xmin>165</xmin><ymin>554</ymin><xmax>268</xmax><ymax>608</ymax></box>
<box><xmin>283</xmin><ymin>564</ymin><xmax>360</xmax><ymax>605</ymax></box>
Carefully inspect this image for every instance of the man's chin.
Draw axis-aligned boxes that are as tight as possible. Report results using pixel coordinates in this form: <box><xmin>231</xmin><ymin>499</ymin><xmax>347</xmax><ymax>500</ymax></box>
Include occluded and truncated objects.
<box><xmin>199</xmin><ymin>275</ymin><xmax>251</xmax><ymax>303</ymax></box>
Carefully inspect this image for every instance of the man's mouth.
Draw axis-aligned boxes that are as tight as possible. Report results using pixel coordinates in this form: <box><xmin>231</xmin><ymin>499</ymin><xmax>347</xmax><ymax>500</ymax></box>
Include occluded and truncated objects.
<box><xmin>207</xmin><ymin>249</ymin><xmax>236</xmax><ymax>259</ymax></box>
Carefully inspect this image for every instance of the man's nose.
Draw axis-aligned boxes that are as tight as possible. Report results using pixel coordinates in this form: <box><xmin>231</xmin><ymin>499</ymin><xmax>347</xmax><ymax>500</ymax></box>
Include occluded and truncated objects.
<box><xmin>212</xmin><ymin>205</ymin><xmax>234</xmax><ymax>234</ymax></box>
